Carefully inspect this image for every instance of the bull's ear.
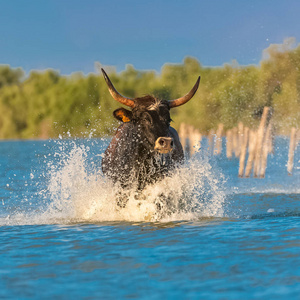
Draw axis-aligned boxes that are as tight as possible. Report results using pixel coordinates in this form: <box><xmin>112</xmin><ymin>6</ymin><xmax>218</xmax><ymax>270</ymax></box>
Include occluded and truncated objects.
<box><xmin>113</xmin><ymin>108</ymin><xmax>133</xmax><ymax>123</ymax></box>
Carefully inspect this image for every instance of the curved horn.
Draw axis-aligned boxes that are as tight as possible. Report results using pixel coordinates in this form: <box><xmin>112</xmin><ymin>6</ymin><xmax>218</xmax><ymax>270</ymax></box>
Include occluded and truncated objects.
<box><xmin>168</xmin><ymin>76</ymin><xmax>201</xmax><ymax>108</ymax></box>
<box><xmin>101</xmin><ymin>68</ymin><xmax>135</xmax><ymax>108</ymax></box>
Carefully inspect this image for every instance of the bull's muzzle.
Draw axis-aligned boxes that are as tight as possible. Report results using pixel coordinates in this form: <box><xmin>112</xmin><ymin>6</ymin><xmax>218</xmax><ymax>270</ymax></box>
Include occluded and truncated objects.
<box><xmin>154</xmin><ymin>137</ymin><xmax>174</xmax><ymax>154</ymax></box>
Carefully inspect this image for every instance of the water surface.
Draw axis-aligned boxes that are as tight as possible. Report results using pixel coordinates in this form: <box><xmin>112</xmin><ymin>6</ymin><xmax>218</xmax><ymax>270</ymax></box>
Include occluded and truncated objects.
<box><xmin>0</xmin><ymin>138</ymin><xmax>299</xmax><ymax>299</ymax></box>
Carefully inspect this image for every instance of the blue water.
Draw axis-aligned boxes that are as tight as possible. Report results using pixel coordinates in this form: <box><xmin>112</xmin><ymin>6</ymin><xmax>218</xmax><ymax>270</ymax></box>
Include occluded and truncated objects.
<box><xmin>0</xmin><ymin>138</ymin><xmax>299</xmax><ymax>299</ymax></box>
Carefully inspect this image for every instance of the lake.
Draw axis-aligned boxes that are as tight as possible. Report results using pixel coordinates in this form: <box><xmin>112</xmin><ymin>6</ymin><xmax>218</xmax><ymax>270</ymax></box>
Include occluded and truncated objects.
<box><xmin>0</xmin><ymin>137</ymin><xmax>299</xmax><ymax>299</ymax></box>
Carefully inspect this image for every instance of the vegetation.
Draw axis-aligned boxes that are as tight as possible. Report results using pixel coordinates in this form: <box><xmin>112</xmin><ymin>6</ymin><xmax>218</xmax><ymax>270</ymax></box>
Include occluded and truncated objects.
<box><xmin>0</xmin><ymin>42</ymin><xmax>300</xmax><ymax>139</ymax></box>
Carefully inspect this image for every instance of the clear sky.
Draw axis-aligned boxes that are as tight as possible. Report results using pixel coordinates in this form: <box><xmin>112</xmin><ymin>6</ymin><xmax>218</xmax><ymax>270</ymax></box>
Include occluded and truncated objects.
<box><xmin>1</xmin><ymin>0</ymin><xmax>300</xmax><ymax>74</ymax></box>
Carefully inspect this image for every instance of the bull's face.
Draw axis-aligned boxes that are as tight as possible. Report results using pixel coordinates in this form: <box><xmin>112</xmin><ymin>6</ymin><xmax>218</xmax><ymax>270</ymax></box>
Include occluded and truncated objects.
<box><xmin>113</xmin><ymin>98</ymin><xmax>174</xmax><ymax>154</ymax></box>
<box><xmin>101</xmin><ymin>68</ymin><xmax>200</xmax><ymax>154</ymax></box>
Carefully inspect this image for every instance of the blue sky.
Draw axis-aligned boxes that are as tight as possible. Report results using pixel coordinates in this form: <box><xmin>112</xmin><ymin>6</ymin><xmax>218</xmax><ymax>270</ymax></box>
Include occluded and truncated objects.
<box><xmin>1</xmin><ymin>0</ymin><xmax>300</xmax><ymax>74</ymax></box>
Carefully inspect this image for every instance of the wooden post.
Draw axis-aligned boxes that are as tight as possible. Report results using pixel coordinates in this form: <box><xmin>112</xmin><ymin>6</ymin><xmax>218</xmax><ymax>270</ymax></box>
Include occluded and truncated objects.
<box><xmin>259</xmin><ymin>122</ymin><xmax>272</xmax><ymax>178</ymax></box>
<box><xmin>238</xmin><ymin>127</ymin><xmax>249</xmax><ymax>177</ymax></box>
<box><xmin>287</xmin><ymin>127</ymin><xmax>297</xmax><ymax>175</ymax></box>
<box><xmin>245</xmin><ymin>130</ymin><xmax>257</xmax><ymax>178</ymax></box>
<box><xmin>237</xmin><ymin>122</ymin><xmax>244</xmax><ymax>158</ymax></box>
<box><xmin>195</xmin><ymin>128</ymin><xmax>202</xmax><ymax>154</ymax></box>
<box><xmin>214</xmin><ymin>123</ymin><xmax>224</xmax><ymax>155</ymax></box>
<box><xmin>190</xmin><ymin>127</ymin><xmax>202</xmax><ymax>155</ymax></box>
<box><xmin>226</xmin><ymin>129</ymin><xmax>233</xmax><ymax>159</ymax></box>
<box><xmin>208</xmin><ymin>129</ymin><xmax>215</xmax><ymax>154</ymax></box>
<box><xmin>253</xmin><ymin>107</ymin><xmax>270</xmax><ymax>177</ymax></box>
<box><xmin>232</xmin><ymin>127</ymin><xmax>238</xmax><ymax>157</ymax></box>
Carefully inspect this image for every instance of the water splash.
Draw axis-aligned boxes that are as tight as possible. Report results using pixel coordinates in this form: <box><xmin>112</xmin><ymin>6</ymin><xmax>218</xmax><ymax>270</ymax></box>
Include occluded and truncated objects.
<box><xmin>1</xmin><ymin>140</ymin><xmax>226</xmax><ymax>225</ymax></box>
<box><xmin>45</xmin><ymin>142</ymin><xmax>226</xmax><ymax>223</ymax></box>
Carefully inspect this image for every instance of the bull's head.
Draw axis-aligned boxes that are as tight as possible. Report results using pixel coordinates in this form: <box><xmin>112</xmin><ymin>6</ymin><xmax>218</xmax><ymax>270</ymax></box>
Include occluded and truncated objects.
<box><xmin>101</xmin><ymin>68</ymin><xmax>200</xmax><ymax>154</ymax></box>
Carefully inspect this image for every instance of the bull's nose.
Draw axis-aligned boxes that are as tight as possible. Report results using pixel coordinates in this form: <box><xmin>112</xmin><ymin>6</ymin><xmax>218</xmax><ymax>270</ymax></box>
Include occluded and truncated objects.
<box><xmin>154</xmin><ymin>137</ymin><xmax>174</xmax><ymax>154</ymax></box>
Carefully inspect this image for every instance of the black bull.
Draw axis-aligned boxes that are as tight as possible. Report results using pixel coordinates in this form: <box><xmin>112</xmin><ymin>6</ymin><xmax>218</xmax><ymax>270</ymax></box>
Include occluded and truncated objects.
<box><xmin>101</xmin><ymin>68</ymin><xmax>200</xmax><ymax>193</ymax></box>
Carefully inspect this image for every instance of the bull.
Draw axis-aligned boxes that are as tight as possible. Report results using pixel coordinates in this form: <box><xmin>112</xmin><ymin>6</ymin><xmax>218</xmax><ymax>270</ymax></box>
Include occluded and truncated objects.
<box><xmin>101</xmin><ymin>68</ymin><xmax>200</xmax><ymax>205</ymax></box>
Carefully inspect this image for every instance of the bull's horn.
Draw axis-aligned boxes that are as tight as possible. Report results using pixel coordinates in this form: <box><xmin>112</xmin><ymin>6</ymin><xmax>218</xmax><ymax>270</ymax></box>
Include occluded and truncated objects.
<box><xmin>168</xmin><ymin>76</ymin><xmax>201</xmax><ymax>108</ymax></box>
<box><xmin>101</xmin><ymin>68</ymin><xmax>135</xmax><ymax>108</ymax></box>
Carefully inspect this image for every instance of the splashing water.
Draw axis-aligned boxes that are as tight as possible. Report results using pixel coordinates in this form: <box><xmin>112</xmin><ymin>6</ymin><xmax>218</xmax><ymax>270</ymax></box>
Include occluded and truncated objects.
<box><xmin>42</xmin><ymin>141</ymin><xmax>226</xmax><ymax>223</ymax></box>
<box><xmin>1</xmin><ymin>140</ymin><xmax>226</xmax><ymax>225</ymax></box>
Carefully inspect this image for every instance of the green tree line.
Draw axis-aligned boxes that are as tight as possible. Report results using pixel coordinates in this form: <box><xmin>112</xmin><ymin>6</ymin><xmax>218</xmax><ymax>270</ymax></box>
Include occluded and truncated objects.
<box><xmin>0</xmin><ymin>43</ymin><xmax>299</xmax><ymax>139</ymax></box>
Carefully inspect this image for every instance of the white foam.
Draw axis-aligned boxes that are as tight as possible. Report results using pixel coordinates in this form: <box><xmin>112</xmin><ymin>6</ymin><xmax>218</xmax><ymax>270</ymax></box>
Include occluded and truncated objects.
<box><xmin>1</xmin><ymin>142</ymin><xmax>226</xmax><ymax>225</ymax></box>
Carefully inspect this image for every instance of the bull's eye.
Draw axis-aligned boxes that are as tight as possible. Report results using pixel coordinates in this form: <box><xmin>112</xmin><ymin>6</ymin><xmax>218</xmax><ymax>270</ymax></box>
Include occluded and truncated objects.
<box><xmin>159</xmin><ymin>139</ymin><xmax>165</xmax><ymax>146</ymax></box>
